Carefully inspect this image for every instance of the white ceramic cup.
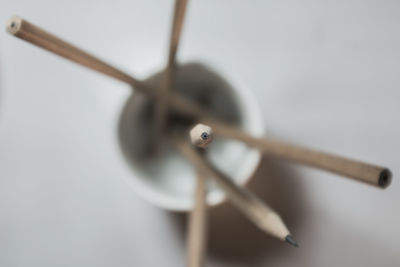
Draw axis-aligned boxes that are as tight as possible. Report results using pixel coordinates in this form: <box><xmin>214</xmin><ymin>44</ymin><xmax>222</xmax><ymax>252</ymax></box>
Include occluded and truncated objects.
<box><xmin>118</xmin><ymin>61</ymin><xmax>264</xmax><ymax>211</ymax></box>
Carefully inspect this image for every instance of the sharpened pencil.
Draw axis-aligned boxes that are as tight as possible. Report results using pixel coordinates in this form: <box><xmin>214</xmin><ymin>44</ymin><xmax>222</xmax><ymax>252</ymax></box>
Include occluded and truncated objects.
<box><xmin>174</xmin><ymin>136</ymin><xmax>298</xmax><ymax>246</ymax></box>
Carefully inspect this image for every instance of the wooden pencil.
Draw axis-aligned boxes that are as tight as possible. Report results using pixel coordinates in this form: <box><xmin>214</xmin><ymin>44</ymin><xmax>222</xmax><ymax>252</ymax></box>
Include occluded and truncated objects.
<box><xmin>187</xmin><ymin>170</ymin><xmax>208</xmax><ymax>267</ymax></box>
<box><xmin>187</xmin><ymin>124</ymin><xmax>211</xmax><ymax>267</ymax></box>
<box><xmin>6</xmin><ymin>16</ymin><xmax>140</xmax><ymax>88</ymax></box>
<box><xmin>167</xmin><ymin>0</ymin><xmax>188</xmax><ymax>68</ymax></box>
<box><xmin>207</xmin><ymin>121</ymin><xmax>392</xmax><ymax>189</ymax></box>
<box><xmin>5</xmin><ymin>16</ymin><xmax>197</xmax><ymax>115</ymax></box>
<box><xmin>173</xmin><ymin>136</ymin><xmax>298</xmax><ymax>246</ymax></box>
<box><xmin>7</xmin><ymin>16</ymin><xmax>392</xmax><ymax>188</ymax></box>
<box><xmin>190</xmin><ymin>123</ymin><xmax>214</xmax><ymax>149</ymax></box>
<box><xmin>154</xmin><ymin>0</ymin><xmax>189</xmax><ymax>147</ymax></box>
<box><xmin>168</xmin><ymin>101</ymin><xmax>390</xmax><ymax>189</ymax></box>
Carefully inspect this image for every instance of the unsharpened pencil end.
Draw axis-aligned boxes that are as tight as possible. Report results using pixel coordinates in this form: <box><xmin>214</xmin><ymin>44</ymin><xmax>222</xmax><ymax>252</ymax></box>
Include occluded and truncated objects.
<box><xmin>285</xmin><ymin>235</ymin><xmax>299</xmax><ymax>248</ymax></box>
<box><xmin>378</xmin><ymin>169</ymin><xmax>392</xmax><ymax>189</ymax></box>
<box><xmin>6</xmin><ymin>16</ymin><xmax>22</xmax><ymax>35</ymax></box>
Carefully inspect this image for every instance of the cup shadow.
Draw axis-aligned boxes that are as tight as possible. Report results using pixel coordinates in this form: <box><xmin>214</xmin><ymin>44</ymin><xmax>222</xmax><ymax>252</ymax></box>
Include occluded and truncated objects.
<box><xmin>166</xmin><ymin>155</ymin><xmax>309</xmax><ymax>265</ymax></box>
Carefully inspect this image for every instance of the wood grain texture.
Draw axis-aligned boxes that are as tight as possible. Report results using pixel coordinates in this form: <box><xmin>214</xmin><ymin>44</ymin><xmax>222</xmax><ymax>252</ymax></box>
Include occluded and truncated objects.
<box><xmin>174</xmin><ymin>137</ymin><xmax>292</xmax><ymax>241</ymax></box>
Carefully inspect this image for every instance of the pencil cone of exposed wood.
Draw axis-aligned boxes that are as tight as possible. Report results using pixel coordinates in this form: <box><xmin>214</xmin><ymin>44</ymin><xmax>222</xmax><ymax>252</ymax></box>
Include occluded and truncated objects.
<box><xmin>174</xmin><ymin>139</ymin><xmax>298</xmax><ymax>248</ymax></box>
<box><xmin>5</xmin><ymin>1</ymin><xmax>393</xmax><ymax>264</ymax></box>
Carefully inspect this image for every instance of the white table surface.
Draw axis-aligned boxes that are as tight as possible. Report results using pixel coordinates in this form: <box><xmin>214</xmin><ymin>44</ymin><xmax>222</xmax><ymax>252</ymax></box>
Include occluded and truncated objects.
<box><xmin>0</xmin><ymin>1</ymin><xmax>399</xmax><ymax>266</ymax></box>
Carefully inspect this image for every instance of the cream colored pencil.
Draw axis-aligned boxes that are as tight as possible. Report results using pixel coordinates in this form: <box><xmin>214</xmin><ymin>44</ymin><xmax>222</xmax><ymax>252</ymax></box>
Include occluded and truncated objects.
<box><xmin>174</xmin><ymin>136</ymin><xmax>298</xmax><ymax>247</ymax></box>
<box><xmin>154</xmin><ymin>0</ymin><xmax>189</xmax><ymax>146</ymax></box>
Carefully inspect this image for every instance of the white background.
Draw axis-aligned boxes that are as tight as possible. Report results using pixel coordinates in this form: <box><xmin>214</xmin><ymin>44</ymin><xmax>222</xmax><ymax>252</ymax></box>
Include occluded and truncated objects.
<box><xmin>0</xmin><ymin>0</ymin><xmax>399</xmax><ymax>266</ymax></box>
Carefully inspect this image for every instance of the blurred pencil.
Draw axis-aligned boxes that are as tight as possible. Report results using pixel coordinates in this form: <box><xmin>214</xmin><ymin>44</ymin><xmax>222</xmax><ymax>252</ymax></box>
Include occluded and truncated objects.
<box><xmin>174</xmin><ymin>135</ymin><xmax>298</xmax><ymax>246</ymax></box>
<box><xmin>6</xmin><ymin>16</ymin><xmax>141</xmax><ymax>88</ymax></box>
<box><xmin>5</xmin><ymin>15</ymin><xmax>200</xmax><ymax>120</ymax></box>
<box><xmin>166</xmin><ymin>96</ymin><xmax>392</xmax><ymax>190</ymax></box>
<box><xmin>7</xmin><ymin>16</ymin><xmax>392</xmax><ymax>188</ymax></box>
<box><xmin>154</xmin><ymin>0</ymin><xmax>189</xmax><ymax>148</ymax></box>
<box><xmin>187</xmin><ymin>124</ymin><xmax>211</xmax><ymax>267</ymax></box>
<box><xmin>187</xmin><ymin>170</ymin><xmax>208</xmax><ymax>267</ymax></box>
<box><xmin>207</xmin><ymin>121</ymin><xmax>392</xmax><ymax>189</ymax></box>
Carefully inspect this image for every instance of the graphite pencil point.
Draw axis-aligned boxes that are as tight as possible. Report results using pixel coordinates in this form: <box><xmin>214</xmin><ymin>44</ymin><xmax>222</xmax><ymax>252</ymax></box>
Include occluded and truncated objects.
<box><xmin>285</xmin><ymin>235</ymin><xmax>299</xmax><ymax>248</ymax></box>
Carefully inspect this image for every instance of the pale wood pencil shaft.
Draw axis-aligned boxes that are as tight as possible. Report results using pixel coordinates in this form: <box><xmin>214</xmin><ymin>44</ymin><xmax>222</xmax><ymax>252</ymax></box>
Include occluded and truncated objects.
<box><xmin>7</xmin><ymin>16</ymin><xmax>391</xmax><ymax>188</ymax></box>
<box><xmin>187</xmin><ymin>124</ymin><xmax>210</xmax><ymax>267</ymax></box>
<box><xmin>187</xmin><ymin>170</ymin><xmax>207</xmax><ymax>267</ymax></box>
<box><xmin>174</xmin><ymin>137</ymin><xmax>292</xmax><ymax>241</ymax></box>
<box><xmin>167</xmin><ymin>98</ymin><xmax>390</xmax><ymax>190</ymax></box>
<box><xmin>207</xmin><ymin>122</ymin><xmax>392</xmax><ymax>188</ymax></box>
<box><xmin>168</xmin><ymin>0</ymin><xmax>188</xmax><ymax>67</ymax></box>
<box><xmin>154</xmin><ymin>0</ymin><xmax>189</xmax><ymax>144</ymax></box>
<box><xmin>5</xmin><ymin>16</ymin><xmax>200</xmax><ymax>115</ymax></box>
<box><xmin>6</xmin><ymin>16</ymin><xmax>141</xmax><ymax>88</ymax></box>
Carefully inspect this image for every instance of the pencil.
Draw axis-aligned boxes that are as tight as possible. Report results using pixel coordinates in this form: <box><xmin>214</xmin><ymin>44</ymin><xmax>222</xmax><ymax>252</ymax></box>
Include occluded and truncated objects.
<box><xmin>190</xmin><ymin>123</ymin><xmax>214</xmax><ymax>149</ymax></box>
<box><xmin>7</xmin><ymin>16</ymin><xmax>392</xmax><ymax>188</ymax></box>
<box><xmin>187</xmin><ymin>124</ymin><xmax>211</xmax><ymax>267</ymax></box>
<box><xmin>154</xmin><ymin>0</ymin><xmax>189</xmax><ymax>148</ymax></box>
<box><xmin>187</xmin><ymin>170</ymin><xmax>208</xmax><ymax>267</ymax></box>
<box><xmin>207</xmin><ymin>121</ymin><xmax>392</xmax><ymax>189</ymax></box>
<box><xmin>173</xmin><ymin>135</ymin><xmax>298</xmax><ymax>247</ymax></box>
<box><xmin>6</xmin><ymin>16</ymin><xmax>140</xmax><ymax>88</ymax></box>
<box><xmin>5</xmin><ymin>16</ymin><xmax>197</xmax><ymax>117</ymax></box>
<box><xmin>166</xmin><ymin>99</ymin><xmax>390</xmax><ymax>190</ymax></box>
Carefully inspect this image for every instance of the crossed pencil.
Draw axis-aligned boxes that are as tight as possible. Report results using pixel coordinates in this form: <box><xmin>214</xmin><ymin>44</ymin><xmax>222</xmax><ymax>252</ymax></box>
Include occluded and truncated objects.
<box><xmin>6</xmin><ymin>2</ymin><xmax>392</xmax><ymax>266</ymax></box>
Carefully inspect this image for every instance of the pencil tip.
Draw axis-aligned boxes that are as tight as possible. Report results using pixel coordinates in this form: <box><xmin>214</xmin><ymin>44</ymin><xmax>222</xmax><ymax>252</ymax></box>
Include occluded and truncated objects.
<box><xmin>285</xmin><ymin>235</ymin><xmax>299</xmax><ymax>248</ymax></box>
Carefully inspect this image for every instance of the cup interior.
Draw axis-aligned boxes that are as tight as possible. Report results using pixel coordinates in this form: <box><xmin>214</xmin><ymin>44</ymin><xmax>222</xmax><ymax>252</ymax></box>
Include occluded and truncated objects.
<box><xmin>118</xmin><ymin>62</ymin><xmax>264</xmax><ymax>211</ymax></box>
